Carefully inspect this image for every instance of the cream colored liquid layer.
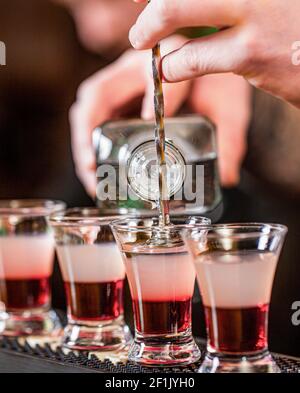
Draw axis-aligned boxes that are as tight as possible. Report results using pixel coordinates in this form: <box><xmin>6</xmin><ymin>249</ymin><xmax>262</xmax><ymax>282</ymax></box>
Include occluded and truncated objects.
<box><xmin>56</xmin><ymin>243</ymin><xmax>125</xmax><ymax>283</ymax></box>
<box><xmin>195</xmin><ymin>251</ymin><xmax>278</xmax><ymax>308</ymax></box>
<box><xmin>123</xmin><ymin>251</ymin><xmax>195</xmax><ymax>301</ymax></box>
<box><xmin>0</xmin><ymin>235</ymin><xmax>54</xmax><ymax>279</ymax></box>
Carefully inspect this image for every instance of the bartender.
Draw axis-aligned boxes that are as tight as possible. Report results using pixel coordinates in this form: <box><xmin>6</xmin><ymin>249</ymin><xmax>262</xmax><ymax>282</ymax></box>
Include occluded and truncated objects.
<box><xmin>60</xmin><ymin>0</ymin><xmax>300</xmax><ymax>356</ymax></box>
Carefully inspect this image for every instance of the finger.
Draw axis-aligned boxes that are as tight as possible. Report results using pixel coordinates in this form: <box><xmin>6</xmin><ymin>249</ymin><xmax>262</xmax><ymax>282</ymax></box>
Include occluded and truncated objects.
<box><xmin>190</xmin><ymin>74</ymin><xmax>252</xmax><ymax>187</ymax></box>
<box><xmin>70</xmin><ymin>51</ymin><xmax>146</xmax><ymax>195</ymax></box>
<box><xmin>129</xmin><ymin>0</ymin><xmax>240</xmax><ymax>49</ymax></box>
<box><xmin>161</xmin><ymin>29</ymin><xmax>245</xmax><ymax>82</ymax></box>
<box><xmin>77</xmin><ymin>50</ymin><xmax>146</xmax><ymax>112</ymax></box>
<box><xmin>141</xmin><ymin>78</ymin><xmax>155</xmax><ymax>119</ymax></box>
<box><xmin>218</xmin><ymin>122</ymin><xmax>247</xmax><ymax>187</ymax></box>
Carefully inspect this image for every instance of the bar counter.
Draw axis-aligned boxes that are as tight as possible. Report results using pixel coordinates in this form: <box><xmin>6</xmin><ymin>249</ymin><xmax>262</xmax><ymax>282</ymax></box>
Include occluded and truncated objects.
<box><xmin>1</xmin><ymin>336</ymin><xmax>300</xmax><ymax>374</ymax></box>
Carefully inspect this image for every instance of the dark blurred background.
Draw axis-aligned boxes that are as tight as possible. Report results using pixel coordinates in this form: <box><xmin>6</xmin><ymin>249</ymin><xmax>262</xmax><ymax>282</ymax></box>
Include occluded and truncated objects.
<box><xmin>1</xmin><ymin>0</ymin><xmax>300</xmax><ymax>357</ymax></box>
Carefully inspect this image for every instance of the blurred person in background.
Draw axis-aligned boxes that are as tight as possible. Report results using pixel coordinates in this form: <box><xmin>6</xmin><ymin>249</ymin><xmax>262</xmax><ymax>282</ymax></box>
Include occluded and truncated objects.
<box><xmin>1</xmin><ymin>0</ymin><xmax>300</xmax><ymax>355</ymax></box>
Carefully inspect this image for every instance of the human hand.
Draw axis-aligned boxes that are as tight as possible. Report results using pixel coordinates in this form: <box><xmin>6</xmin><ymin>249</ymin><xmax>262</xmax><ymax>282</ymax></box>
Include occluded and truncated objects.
<box><xmin>130</xmin><ymin>0</ymin><xmax>300</xmax><ymax>107</ymax></box>
<box><xmin>70</xmin><ymin>35</ymin><xmax>192</xmax><ymax>196</ymax></box>
<box><xmin>70</xmin><ymin>52</ymin><xmax>251</xmax><ymax>194</ymax></box>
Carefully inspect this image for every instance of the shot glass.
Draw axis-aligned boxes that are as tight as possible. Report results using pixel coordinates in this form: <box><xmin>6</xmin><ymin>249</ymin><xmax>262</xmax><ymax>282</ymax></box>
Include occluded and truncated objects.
<box><xmin>49</xmin><ymin>208</ymin><xmax>131</xmax><ymax>351</ymax></box>
<box><xmin>111</xmin><ymin>216</ymin><xmax>211</xmax><ymax>366</ymax></box>
<box><xmin>0</xmin><ymin>199</ymin><xmax>65</xmax><ymax>336</ymax></box>
<box><xmin>184</xmin><ymin>223</ymin><xmax>288</xmax><ymax>373</ymax></box>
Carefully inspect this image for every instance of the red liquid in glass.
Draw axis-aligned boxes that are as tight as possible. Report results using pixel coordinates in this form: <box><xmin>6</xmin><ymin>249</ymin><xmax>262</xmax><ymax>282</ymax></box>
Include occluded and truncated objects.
<box><xmin>205</xmin><ymin>304</ymin><xmax>269</xmax><ymax>353</ymax></box>
<box><xmin>0</xmin><ymin>277</ymin><xmax>51</xmax><ymax>310</ymax></box>
<box><xmin>65</xmin><ymin>279</ymin><xmax>124</xmax><ymax>322</ymax></box>
<box><xmin>133</xmin><ymin>297</ymin><xmax>192</xmax><ymax>335</ymax></box>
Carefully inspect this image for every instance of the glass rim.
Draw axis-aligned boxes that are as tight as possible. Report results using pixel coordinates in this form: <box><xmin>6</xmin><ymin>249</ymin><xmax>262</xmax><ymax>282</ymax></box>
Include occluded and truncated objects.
<box><xmin>49</xmin><ymin>207</ymin><xmax>133</xmax><ymax>227</ymax></box>
<box><xmin>183</xmin><ymin>222</ymin><xmax>288</xmax><ymax>240</ymax></box>
<box><xmin>110</xmin><ymin>216</ymin><xmax>211</xmax><ymax>233</ymax></box>
<box><xmin>0</xmin><ymin>199</ymin><xmax>66</xmax><ymax>217</ymax></box>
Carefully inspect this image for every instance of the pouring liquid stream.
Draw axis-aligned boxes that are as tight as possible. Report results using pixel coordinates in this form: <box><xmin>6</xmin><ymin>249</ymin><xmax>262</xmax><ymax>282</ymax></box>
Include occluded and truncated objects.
<box><xmin>152</xmin><ymin>42</ymin><xmax>170</xmax><ymax>228</ymax></box>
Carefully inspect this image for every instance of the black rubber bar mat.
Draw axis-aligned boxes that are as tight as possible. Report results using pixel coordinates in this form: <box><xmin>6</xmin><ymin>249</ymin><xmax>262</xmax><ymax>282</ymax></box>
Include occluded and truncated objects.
<box><xmin>1</xmin><ymin>337</ymin><xmax>300</xmax><ymax>373</ymax></box>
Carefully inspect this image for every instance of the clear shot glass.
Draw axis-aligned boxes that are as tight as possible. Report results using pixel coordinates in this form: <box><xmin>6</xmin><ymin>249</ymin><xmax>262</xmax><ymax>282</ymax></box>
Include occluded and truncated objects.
<box><xmin>0</xmin><ymin>199</ymin><xmax>65</xmax><ymax>337</ymax></box>
<box><xmin>184</xmin><ymin>223</ymin><xmax>288</xmax><ymax>373</ymax></box>
<box><xmin>111</xmin><ymin>216</ymin><xmax>210</xmax><ymax>366</ymax></box>
<box><xmin>49</xmin><ymin>208</ymin><xmax>132</xmax><ymax>351</ymax></box>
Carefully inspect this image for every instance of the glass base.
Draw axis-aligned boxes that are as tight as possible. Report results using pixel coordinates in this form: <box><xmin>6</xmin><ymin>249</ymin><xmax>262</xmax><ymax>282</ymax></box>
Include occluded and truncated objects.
<box><xmin>129</xmin><ymin>332</ymin><xmax>201</xmax><ymax>367</ymax></box>
<box><xmin>62</xmin><ymin>316</ymin><xmax>132</xmax><ymax>351</ymax></box>
<box><xmin>199</xmin><ymin>351</ymin><xmax>280</xmax><ymax>373</ymax></box>
<box><xmin>2</xmin><ymin>309</ymin><xmax>62</xmax><ymax>337</ymax></box>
